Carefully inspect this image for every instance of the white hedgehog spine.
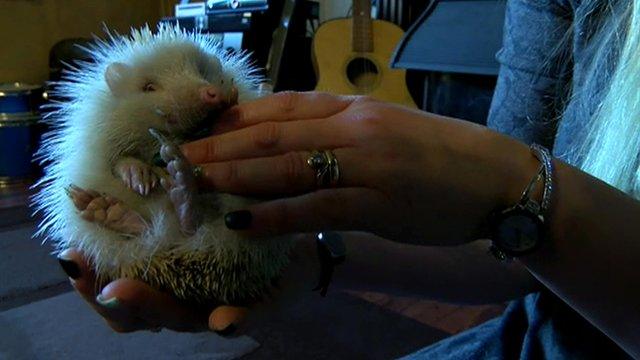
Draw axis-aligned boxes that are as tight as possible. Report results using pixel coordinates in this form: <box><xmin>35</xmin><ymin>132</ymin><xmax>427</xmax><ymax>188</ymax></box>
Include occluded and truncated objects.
<box><xmin>32</xmin><ymin>24</ymin><xmax>292</xmax><ymax>304</ymax></box>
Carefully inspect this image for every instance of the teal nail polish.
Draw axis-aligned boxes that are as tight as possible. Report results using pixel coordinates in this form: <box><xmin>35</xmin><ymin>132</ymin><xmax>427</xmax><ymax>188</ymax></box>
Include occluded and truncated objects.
<box><xmin>96</xmin><ymin>294</ymin><xmax>121</xmax><ymax>309</ymax></box>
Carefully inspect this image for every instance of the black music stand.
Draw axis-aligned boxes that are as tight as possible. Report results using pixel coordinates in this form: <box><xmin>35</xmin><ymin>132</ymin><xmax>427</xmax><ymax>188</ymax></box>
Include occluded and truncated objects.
<box><xmin>391</xmin><ymin>0</ymin><xmax>506</xmax><ymax>124</ymax></box>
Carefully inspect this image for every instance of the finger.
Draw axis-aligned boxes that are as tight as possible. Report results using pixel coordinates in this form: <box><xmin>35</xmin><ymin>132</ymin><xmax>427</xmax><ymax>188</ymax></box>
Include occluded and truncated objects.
<box><xmin>58</xmin><ymin>248</ymin><xmax>98</xmax><ymax>300</ymax></box>
<box><xmin>58</xmin><ymin>249</ymin><xmax>206</xmax><ymax>333</ymax></box>
<box><xmin>182</xmin><ymin>117</ymin><xmax>352</xmax><ymax>164</ymax></box>
<box><xmin>209</xmin><ymin>306</ymin><xmax>248</xmax><ymax>334</ymax></box>
<box><xmin>58</xmin><ymin>249</ymin><xmax>129</xmax><ymax>328</ymax></box>
<box><xmin>224</xmin><ymin>188</ymin><xmax>389</xmax><ymax>236</ymax></box>
<box><xmin>197</xmin><ymin>148</ymin><xmax>365</xmax><ymax>194</ymax></box>
<box><xmin>212</xmin><ymin>91</ymin><xmax>355</xmax><ymax>133</ymax></box>
<box><xmin>98</xmin><ymin>279</ymin><xmax>209</xmax><ymax>332</ymax></box>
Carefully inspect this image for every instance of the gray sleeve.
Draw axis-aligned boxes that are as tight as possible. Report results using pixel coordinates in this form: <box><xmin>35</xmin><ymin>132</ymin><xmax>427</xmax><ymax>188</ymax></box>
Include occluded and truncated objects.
<box><xmin>487</xmin><ymin>0</ymin><xmax>574</xmax><ymax>147</ymax></box>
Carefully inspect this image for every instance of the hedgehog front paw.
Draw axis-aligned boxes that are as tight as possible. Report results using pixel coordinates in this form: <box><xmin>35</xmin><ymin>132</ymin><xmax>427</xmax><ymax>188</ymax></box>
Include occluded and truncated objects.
<box><xmin>115</xmin><ymin>157</ymin><xmax>161</xmax><ymax>196</ymax></box>
<box><xmin>149</xmin><ymin>129</ymin><xmax>201</xmax><ymax>236</ymax></box>
<box><xmin>67</xmin><ymin>184</ymin><xmax>147</xmax><ymax>236</ymax></box>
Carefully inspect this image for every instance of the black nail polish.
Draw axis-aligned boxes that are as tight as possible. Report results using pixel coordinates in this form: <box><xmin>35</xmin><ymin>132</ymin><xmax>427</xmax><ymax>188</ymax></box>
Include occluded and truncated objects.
<box><xmin>215</xmin><ymin>323</ymin><xmax>237</xmax><ymax>336</ymax></box>
<box><xmin>58</xmin><ymin>257</ymin><xmax>81</xmax><ymax>279</ymax></box>
<box><xmin>224</xmin><ymin>210</ymin><xmax>252</xmax><ymax>230</ymax></box>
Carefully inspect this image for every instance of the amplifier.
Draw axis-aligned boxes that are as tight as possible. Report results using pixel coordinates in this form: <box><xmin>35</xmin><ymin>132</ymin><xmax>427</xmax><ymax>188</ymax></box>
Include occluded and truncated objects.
<box><xmin>160</xmin><ymin>11</ymin><xmax>253</xmax><ymax>33</ymax></box>
<box><xmin>175</xmin><ymin>2</ymin><xmax>207</xmax><ymax>18</ymax></box>
<box><xmin>206</xmin><ymin>0</ymin><xmax>268</xmax><ymax>13</ymax></box>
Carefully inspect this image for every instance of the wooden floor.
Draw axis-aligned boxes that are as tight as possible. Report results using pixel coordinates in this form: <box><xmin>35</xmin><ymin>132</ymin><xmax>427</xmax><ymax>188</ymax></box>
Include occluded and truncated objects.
<box><xmin>349</xmin><ymin>290</ymin><xmax>506</xmax><ymax>336</ymax></box>
<box><xmin>0</xmin><ymin>180</ymin><xmax>35</xmax><ymax>228</ymax></box>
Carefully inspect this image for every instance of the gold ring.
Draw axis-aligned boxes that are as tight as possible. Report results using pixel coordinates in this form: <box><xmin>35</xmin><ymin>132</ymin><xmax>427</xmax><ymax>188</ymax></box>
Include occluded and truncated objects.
<box><xmin>307</xmin><ymin>150</ymin><xmax>340</xmax><ymax>188</ymax></box>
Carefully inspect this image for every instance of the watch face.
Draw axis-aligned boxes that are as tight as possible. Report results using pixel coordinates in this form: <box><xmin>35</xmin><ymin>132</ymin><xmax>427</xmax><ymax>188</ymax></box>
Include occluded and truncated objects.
<box><xmin>493</xmin><ymin>208</ymin><xmax>543</xmax><ymax>255</ymax></box>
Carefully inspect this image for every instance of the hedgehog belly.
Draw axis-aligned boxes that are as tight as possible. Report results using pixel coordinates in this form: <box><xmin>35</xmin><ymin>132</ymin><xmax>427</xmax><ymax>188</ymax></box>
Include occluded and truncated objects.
<box><xmin>117</xmin><ymin>240</ymin><xmax>293</xmax><ymax>305</ymax></box>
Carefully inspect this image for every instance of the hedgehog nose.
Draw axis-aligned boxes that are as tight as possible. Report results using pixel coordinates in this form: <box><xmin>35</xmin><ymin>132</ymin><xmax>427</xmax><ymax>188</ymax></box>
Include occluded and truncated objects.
<box><xmin>200</xmin><ymin>86</ymin><xmax>222</xmax><ymax>106</ymax></box>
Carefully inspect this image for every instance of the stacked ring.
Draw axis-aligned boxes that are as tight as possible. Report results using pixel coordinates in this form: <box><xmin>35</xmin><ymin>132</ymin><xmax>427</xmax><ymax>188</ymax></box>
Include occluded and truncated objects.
<box><xmin>307</xmin><ymin>151</ymin><xmax>347</xmax><ymax>296</ymax></box>
<box><xmin>306</xmin><ymin>150</ymin><xmax>340</xmax><ymax>188</ymax></box>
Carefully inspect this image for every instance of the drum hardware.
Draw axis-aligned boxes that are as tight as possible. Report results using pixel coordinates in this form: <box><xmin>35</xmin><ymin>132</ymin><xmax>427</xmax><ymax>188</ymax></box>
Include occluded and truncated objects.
<box><xmin>0</xmin><ymin>83</ymin><xmax>47</xmax><ymax>188</ymax></box>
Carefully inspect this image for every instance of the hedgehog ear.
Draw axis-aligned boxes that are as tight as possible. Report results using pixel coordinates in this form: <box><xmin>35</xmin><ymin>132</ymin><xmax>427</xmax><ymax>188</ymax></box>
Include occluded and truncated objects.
<box><xmin>105</xmin><ymin>62</ymin><xmax>131</xmax><ymax>96</ymax></box>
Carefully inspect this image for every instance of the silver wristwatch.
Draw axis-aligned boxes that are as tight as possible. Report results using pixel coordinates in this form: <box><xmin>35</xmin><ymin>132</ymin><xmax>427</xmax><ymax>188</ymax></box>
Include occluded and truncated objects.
<box><xmin>488</xmin><ymin>144</ymin><xmax>554</xmax><ymax>260</ymax></box>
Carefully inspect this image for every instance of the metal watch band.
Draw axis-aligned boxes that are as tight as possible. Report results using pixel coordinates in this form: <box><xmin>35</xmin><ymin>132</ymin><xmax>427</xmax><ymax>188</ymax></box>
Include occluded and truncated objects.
<box><xmin>487</xmin><ymin>144</ymin><xmax>554</xmax><ymax>261</ymax></box>
<box><xmin>530</xmin><ymin>143</ymin><xmax>554</xmax><ymax>213</ymax></box>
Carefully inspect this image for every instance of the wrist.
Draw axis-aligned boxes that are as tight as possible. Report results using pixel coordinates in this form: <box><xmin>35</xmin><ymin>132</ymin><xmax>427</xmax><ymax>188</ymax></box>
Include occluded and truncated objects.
<box><xmin>479</xmin><ymin>134</ymin><xmax>553</xmax><ymax>259</ymax></box>
<box><xmin>483</xmin><ymin>131</ymin><xmax>545</xmax><ymax>210</ymax></box>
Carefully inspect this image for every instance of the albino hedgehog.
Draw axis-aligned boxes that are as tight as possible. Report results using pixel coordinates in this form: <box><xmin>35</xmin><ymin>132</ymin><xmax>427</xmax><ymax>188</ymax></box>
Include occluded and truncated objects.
<box><xmin>33</xmin><ymin>25</ymin><xmax>293</xmax><ymax>305</ymax></box>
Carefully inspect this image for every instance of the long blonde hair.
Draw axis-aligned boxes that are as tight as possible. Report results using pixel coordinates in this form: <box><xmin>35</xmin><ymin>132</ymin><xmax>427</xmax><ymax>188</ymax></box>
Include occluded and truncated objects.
<box><xmin>576</xmin><ymin>0</ymin><xmax>640</xmax><ymax>197</ymax></box>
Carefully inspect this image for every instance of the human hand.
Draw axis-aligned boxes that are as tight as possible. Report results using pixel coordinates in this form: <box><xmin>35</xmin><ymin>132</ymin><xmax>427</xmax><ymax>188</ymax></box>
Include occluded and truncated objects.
<box><xmin>182</xmin><ymin>92</ymin><xmax>541</xmax><ymax>246</ymax></box>
<box><xmin>57</xmin><ymin>248</ymin><xmax>246</xmax><ymax>334</ymax></box>
<box><xmin>56</xmin><ymin>239</ymin><xmax>318</xmax><ymax>334</ymax></box>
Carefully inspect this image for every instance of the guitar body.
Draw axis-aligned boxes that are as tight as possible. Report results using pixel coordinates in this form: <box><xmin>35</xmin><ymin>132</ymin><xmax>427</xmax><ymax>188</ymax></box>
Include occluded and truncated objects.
<box><xmin>313</xmin><ymin>18</ymin><xmax>417</xmax><ymax>108</ymax></box>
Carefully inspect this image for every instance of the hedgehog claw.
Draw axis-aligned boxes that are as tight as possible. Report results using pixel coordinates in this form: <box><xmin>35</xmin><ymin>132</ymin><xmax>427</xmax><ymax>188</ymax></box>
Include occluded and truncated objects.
<box><xmin>115</xmin><ymin>157</ymin><xmax>160</xmax><ymax>197</ymax></box>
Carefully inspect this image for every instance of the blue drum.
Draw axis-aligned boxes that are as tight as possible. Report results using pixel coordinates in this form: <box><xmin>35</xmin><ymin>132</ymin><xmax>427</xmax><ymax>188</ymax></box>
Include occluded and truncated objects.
<box><xmin>0</xmin><ymin>83</ymin><xmax>44</xmax><ymax>114</ymax></box>
<box><xmin>0</xmin><ymin>83</ymin><xmax>46</xmax><ymax>186</ymax></box>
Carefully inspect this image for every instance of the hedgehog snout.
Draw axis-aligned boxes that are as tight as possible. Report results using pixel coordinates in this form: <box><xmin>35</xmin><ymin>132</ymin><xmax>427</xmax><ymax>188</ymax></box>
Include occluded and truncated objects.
<box><xmin>200</xmin><ymin>85</ymin><xmax>224</xmax><ymax>108</ymax></box>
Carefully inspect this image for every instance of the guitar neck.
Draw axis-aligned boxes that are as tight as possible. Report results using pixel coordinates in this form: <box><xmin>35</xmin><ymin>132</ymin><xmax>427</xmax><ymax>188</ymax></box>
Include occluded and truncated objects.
<box><xmin>352</xmin><ymin>0</ymin><xmax>373</xmax><ymax>53</ymax></box>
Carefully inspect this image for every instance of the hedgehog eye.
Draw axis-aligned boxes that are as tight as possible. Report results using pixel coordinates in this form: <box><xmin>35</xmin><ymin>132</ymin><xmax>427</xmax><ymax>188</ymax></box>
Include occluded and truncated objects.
<box><xmin>142</xmin><ymin>82</ymin><xmax>157</xmax><ymax>92</ymax></box>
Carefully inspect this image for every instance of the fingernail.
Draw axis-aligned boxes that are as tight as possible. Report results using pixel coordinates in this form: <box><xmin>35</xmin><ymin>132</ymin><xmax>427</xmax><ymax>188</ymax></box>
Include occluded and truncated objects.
<box><xmin>214</xmin><ymin>323</ymin><xmax>237</xmax><ymax>336</ymax></box>
<box><xmin>57</xmin><ymin>256</ymin><xmax>81</xmax><ymax>279</ymax></box>
<box><xmin>224</xmin><ymin>210</ymin><xmax>252</xmax><ymax>230</ymax></box>
<box><xmin>96</xmin><ymin>294</ymin><xmax>121</xmax><ymax>309</ymax></box>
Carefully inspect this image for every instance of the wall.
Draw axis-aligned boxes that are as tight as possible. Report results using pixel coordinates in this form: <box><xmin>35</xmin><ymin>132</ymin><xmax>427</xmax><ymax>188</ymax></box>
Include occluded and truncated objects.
<box><xmin>318</xmin><ymin>0</ymin><xmax>351</xmax><ymax>23</ymax></box>
<box><xmin>0</xmin><ymin>0</ymin><xmax>365</xmax><ymax>84</ymax></box>
<box><xmin>0</xmin><ymin>0</ymin><xmax>175</xmax><ymax>84</ymax></box>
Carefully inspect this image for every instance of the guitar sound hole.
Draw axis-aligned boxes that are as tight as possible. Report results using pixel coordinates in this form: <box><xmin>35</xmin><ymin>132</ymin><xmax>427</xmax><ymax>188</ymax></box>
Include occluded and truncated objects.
<box><xmin>346</xmin><ymin>57</ymin><xmax>379</xmax><ymax>91</ymax></box>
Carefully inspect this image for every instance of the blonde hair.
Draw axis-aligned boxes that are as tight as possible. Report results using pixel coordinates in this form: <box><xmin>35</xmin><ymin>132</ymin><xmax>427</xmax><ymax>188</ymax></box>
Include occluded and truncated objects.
<box><xmin>576</xmin><ymin>0</ymin><xmax>640</xmax><ymax>197</ymax></box>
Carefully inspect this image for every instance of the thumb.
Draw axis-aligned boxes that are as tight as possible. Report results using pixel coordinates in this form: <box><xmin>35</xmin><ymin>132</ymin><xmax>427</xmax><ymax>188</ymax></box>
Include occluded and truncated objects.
<box><xmin>209</xmin><ymin>305</ymin><xmax>248</xmax><ymax>335</ymax></box>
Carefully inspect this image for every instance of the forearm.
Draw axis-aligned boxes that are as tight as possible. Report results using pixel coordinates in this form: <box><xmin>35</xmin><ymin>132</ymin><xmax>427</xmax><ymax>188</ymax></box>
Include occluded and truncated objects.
<box><xmin>520</xmin><ymin>161</ymin><xmax>640</xmax><ymax>358</ymax></box>
<box><xmin>330</xmin><ymin>233</ymin><xmax>540</xmax><ymax>305</ymax></box>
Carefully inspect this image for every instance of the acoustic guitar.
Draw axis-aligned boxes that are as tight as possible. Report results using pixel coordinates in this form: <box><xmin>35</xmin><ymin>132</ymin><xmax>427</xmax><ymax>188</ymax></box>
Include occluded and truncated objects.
<box><xmin>312</xmin><ymin>0</ymin><xmax>417</xmax><ymax>108</ymax></box>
